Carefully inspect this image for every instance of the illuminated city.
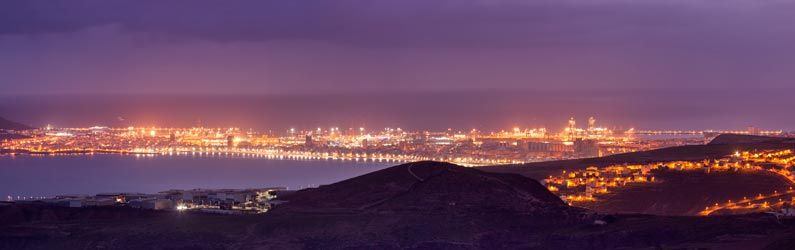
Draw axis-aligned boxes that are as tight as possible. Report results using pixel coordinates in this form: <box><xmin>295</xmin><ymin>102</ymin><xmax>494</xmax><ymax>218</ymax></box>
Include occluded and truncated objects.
<box><xmin>2</xmin><ymin>117</ymin><xmax>784</xmax><ymax>166</ymax></box>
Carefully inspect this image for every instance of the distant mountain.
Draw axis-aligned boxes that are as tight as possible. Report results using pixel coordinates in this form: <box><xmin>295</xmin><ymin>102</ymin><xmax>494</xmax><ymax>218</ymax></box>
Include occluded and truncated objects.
<box><xmin>484</xmin><ymin>134</ymin><xmax>795</xmax><ymax>180</ymax></box>
<box><xmin>0</xmin><ymin>116</ymin><xmax>32</xmax><ymax>130</ymax></box>
<box><xmin>708</xmin><ymin>133</ymin><xmax>788</xmax><ymax>145</ymax></box>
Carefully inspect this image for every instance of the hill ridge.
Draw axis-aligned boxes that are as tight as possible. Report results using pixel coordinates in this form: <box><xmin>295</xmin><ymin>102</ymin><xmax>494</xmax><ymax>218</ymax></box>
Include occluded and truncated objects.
<box><xmin>0</xmin><ymin>116</ymin><xmax>32</xmax><ymax>130</ymax></box>
<box><xmin>273</xmin><ymin>161</ymin><xmax>577</xmax><ymax>216</ymax></box>
<box><xmin>708</xmin><ymin>133</ymin><xmax>788</xmax><ymax>145</ymax></box>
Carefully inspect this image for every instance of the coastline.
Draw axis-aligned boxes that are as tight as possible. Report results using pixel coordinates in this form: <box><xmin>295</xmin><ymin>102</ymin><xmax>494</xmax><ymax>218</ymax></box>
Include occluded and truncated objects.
<box><xmin>0</xmin><ymin>148</ymin><xmax>529</xmax><ymax>166</ymax></box>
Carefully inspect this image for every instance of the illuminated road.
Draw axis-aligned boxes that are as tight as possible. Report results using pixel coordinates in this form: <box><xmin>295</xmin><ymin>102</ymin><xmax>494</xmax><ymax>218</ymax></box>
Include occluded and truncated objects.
<box><xmin>407</xmin><ymin>163</ymin><xmax>424</xmax><ymax>182</ymax></box>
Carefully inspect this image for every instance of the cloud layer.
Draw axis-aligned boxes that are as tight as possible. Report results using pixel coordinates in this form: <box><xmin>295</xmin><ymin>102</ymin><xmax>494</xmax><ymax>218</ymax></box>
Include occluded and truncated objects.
<box><xmin>1</xmin><ymin>0</ymin><xmax>794</xmax><ymax>94</ymax></box>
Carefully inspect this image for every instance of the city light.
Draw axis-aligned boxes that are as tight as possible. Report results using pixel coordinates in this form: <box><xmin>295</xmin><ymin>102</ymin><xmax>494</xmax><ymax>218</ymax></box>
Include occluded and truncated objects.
<box><xmin>1</xmin><ymin>118</ymin><xmax>784</xmax><ymax>167</ymax></box>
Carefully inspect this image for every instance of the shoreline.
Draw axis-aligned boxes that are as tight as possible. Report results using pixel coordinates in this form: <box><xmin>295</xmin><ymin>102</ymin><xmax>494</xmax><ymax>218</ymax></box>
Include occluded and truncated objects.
<box><xmin>0</xmin><ymin>148</ymin><xmax>531</xmax><ymax>166</ymax></box>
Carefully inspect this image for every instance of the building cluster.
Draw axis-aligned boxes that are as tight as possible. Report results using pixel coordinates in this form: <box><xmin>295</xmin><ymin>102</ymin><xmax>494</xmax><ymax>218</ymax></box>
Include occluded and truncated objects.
<box><xmin>544</xmin><ymin>164</ymin><xmax>656</xmax><ymax>203</ymax></box>
<box><xmin>0</xmin><ymin>117</ymin><xmax>729</xmax><ymax>166</ymax></box>
<box><xmin>6</xmin><ymin>187</ymin><xmax>285</xmax><ymax>215</ymax></box>
<box><xmin>697</xmin><ymin>149</ymin><xmax>795</xmax><ymax>216</ymax></box>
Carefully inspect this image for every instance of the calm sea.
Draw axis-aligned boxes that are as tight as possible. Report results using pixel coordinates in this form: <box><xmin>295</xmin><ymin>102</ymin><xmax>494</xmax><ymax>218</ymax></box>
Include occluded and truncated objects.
<box><xmin>0</xmin><ymin>154</ymin><xmax>393</xmax><ymax>197</ymax></box>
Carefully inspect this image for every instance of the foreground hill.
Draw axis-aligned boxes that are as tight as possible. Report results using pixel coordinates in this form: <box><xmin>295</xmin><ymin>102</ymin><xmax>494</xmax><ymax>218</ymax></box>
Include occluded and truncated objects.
<box><xmin>0</xmin><ymin>116</ymin><xmax>32</xmax><ymax>130</ymax></box>
<box><xmin>273</xmin><ymin>161</ymin><xmax>577</xmax><ymax>216</ymax></box>
<box><xmin>5</xmin><ymin>204</ymin><xmax>795</xmax><ymax>250</ymax></box>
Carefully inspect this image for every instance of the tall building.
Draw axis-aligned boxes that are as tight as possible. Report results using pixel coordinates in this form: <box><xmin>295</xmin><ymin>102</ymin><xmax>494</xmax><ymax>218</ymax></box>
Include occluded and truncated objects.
<box><xmin>586</xmin><ymin>117</ymin><xmax>596</xmax><ymax>138</ymax></box>
<box><xmin>568</xmin><ymin>117</ymin><xmax>576</xmax><ymax>130</ymax></box>
<box><xmin>567</xmin><ymin>117</ymin><xmax>577</xmax><ymax>141</ymax></box>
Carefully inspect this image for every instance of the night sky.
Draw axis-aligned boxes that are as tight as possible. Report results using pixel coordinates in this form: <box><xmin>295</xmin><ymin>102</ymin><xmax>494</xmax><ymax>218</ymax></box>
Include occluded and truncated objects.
<box><xmin>1</xmin><ymin>1</ymin><xmax>793</xmax><ymax>130</ymax></box>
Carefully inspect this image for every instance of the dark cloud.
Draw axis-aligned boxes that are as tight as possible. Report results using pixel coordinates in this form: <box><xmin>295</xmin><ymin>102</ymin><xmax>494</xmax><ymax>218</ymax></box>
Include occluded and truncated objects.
<box><xmin>1</xmin><ymin>0</ymin><xmax>794</xmax><ymax>95</ymax></box>
<box><xmin>1</xmin><ymin>0</ymin><xmax>792</xmax><ymax>48</ymax></box>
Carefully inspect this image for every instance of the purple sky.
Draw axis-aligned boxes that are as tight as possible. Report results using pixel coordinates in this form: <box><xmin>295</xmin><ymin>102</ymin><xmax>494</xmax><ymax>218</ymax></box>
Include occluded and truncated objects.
<box><xmin>0</xmin><ymin>1</ymin><xmax>794</xmax><ymax>130</ymax></box>
<box><xmin>1</xmin><ymin>0</ymin><xmax>794</xmax><ymax>94</ymax></box>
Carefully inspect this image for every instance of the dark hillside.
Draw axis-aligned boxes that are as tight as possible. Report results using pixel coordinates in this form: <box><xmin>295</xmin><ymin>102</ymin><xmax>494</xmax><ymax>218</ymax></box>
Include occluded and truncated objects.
<box><xmin>709</xmin><ymin>133</ymin><xmax>789</xmax><ymax>145</ymax></box>
<box><xmin>0</xmin><ymin>116</ymin><xmax>32</xmax><ymax>130</ymax></box>
<box><xmin>483</xmin><ymin>134</ymin><xmax>795</xmax><ymax>180</ymax></box>
<box><xmin>273</xmin><ymin>161</ymin><xmax>577</xmax><ymax>216</ymax></box>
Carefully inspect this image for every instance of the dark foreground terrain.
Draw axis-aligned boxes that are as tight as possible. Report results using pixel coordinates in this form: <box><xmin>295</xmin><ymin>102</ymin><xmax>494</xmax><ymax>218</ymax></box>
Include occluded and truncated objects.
<box><xmin>4</xmin><ymin>203</ymin><xmax>795</xmax><ymax>250</ymax></box>
<box><xmin>3</xmin><ymin>161</ymin><xmax>795</xmax><ymax>249</ymax></box>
